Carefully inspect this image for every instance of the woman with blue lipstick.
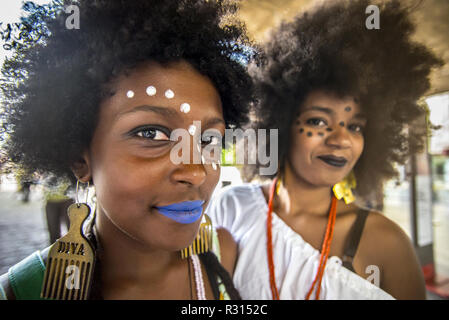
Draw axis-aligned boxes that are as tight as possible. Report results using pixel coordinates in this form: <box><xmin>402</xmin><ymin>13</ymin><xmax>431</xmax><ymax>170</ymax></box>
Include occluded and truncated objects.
<box><xmin>0</xmin><ymin>0</ymin><xmax>254</xmax><ymax>300</ymax></box>
<box><xmin>209</xmin><ymin>0</ymin><xmax>442</xmax><ymax>299</ymax></box>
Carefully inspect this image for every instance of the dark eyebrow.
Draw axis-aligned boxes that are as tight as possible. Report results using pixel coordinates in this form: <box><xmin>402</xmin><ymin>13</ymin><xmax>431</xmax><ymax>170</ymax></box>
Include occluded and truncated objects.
<box><xmin>116</xmin><ymin>104</ymin><xmax>225</xmax><ymax>127</ymax></box>
<box><xmin>117</xmin><ymin>105</ymin><xmax>180</xmax><ymax>119</ymax></box>
<box><xmin>353</xmin><ymin>113</ymin><xmax>367</xmax><ymax>121</ymax></box>
<box><xmin>303</xmin><ymin>106</ymin><xmax>335</xmax><ymax>115</ymax></box>
<box><xmin>204</xmin><ymin>117</ymin><xmax>226</xmax><ymax>127</ymax></box>
<box><xmin>304</xmin><ymin>105</ymin><xmax>367</xmax><ymax>121</ymax></box>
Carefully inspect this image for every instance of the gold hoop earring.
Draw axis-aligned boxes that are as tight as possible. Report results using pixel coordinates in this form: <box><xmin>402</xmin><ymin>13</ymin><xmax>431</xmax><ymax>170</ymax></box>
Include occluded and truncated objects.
<box><xmin>41</xmin><ymin>180</ymin><xmax>96</xmax><ymax>300</ymax></box>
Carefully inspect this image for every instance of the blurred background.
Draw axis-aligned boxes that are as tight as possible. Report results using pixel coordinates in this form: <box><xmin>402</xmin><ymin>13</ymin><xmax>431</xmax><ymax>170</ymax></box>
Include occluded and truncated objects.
<box><xmin>1</xmin><ymin>0</ymin><xmax>448</xmax><ymax>299</ymax></box>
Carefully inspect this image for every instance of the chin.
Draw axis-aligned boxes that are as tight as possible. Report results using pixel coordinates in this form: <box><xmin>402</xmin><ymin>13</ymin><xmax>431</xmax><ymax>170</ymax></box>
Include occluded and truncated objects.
<box><xmin>304</xmin><ymin>174</ymin><xmax>343</xmax><ymax>188</ymax></box>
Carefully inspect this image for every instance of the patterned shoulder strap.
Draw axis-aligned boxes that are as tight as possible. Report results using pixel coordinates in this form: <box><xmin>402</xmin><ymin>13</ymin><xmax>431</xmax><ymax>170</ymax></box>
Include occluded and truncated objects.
<box><xmin>7</xmin><ymin>251</ymin><xmax>46</xmax><ymax>300</ymax></box>
<box><xmin>211</xmin><ymin>228</ymin><xmax>231</xmax><ymax>300</ymax></box>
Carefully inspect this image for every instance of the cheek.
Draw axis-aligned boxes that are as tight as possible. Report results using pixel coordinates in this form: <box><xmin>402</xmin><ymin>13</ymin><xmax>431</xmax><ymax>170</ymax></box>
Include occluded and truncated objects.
<box><xmin>92</xmin><ymin>151</ymin><xmax>167</xmax><ymax>213</ymax></box>
<box><xmin>352</xmin><ymin>136</ymin><xmax>364</xmax><ymax>162</ymax></box>
<box><xmin>288</xmin><ymin>131</ymin><xmax>316</xmax><ymax>166</ymax></box>
<box><xmin>202</xmin><ymin>165</ymin><xmax>220</xmax><ymax>197</ymax></box>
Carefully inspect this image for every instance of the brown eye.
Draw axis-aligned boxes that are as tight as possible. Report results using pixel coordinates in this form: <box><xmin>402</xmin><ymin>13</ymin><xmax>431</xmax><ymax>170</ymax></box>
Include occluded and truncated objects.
<box><xmin>201</xmin><ymin>135</ymin><xmax>221</xmax><ymax>147</ymax></box>
<box><xmin>348</xmin><ymin>124</ymin><xmax>364</xmax><ymax>133</ymax></box>
<box><xmin>133</xmin><ymin>126</ymin><xmax>170</xmax><ymax>140</ymax></box>
<box><xmin>306</xmin><ymin>118</ymin><xmax>327</xmax><ymax>127</ymax></box>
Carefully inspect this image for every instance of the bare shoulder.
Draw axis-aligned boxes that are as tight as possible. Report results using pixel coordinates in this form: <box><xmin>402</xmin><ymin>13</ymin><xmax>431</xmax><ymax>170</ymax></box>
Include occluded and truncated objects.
<box><xmin>363</xmin><ymin>211</ymin><xmax>411</xmax><ymax>245</ymax></box>
<box><xmin>355</xmin><ymin>210</ymin><xmax>426</xmax><ymax>299</ymax></box>
<box><xmin>0</xmin><ymin>272</ymin><xmax>15</xmax><ymax>300</ymax></box>
<box><xmin>215</xmin><ymin>227</ymin><xmax>238</xmax><ymax>276</ymax></box>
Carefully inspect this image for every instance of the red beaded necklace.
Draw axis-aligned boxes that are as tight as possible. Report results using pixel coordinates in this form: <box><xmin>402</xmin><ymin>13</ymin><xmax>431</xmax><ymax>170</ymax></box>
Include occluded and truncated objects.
<box><xmin>266</xmin><ymin>178</ymin><xmax>338</xmax><ymax>300</ymax></box>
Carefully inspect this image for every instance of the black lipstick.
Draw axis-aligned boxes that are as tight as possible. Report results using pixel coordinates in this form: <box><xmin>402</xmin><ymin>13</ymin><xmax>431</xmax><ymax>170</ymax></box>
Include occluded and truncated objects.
<box><xmin>317</xmin><ymin>155</ymin><xmax>348</xmax><ymax>168</ymax></box>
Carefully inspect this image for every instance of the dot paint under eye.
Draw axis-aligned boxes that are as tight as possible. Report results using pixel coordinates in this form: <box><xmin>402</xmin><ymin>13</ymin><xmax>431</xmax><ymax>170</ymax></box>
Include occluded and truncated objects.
<box><xmin>339</xmin><ymin>122</ymin><xmax>345</xmax><ymax>127</ymax></box>
<box><xmin>188</xmin><ymin>125</ymin><xmax>196</xmax><ymax>136</ymax></box>
<box><xmin>307</xmin><ymin>132</ymin><xmax>312</xmax><ymax>137</ymax></box>
<box><xmin>180</xmin><ymin>103</ymin><xmax>191</xmax><ymax>113</ymax></box>
<box><xmin>326</xmin><ymin>128</ymin><xmax>333</xmax><ymax>132</ymax></box>
<box><xmin>299</xmin><ymin>128</ymin><xmax>304</xmax><ymax>133</ymax></box>
<box><xmin>126</xmin><ymin>90</ymin><xmax>134</xmax><ymax>98</ymax></box>
<box><xmin>318</xmin><ymin>132</ymin><xmax>324</xmax><ymax>136</ymax></box>
<box><xmin>345</xmin><ymin>106</ymin><xmax>352</xmax><ymax>112</ymax></box>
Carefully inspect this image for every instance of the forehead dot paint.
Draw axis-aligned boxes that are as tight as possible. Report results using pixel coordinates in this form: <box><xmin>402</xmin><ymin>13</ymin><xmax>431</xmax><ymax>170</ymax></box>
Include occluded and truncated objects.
<box><xmin>188</xmin><ymin>125</ymin><xmax>196</xmax><ymax>136</ymax></box>
<box><xmin>345</xmin><ymin>106</ymin><xmax>352</xmax><ymax>112</ymax></box>
<box><xmin>299</xmin><ymin>128</ymin><xmax>304</xmax><ymax>133</ymax></box>
<box><xmin>180</xmin><ymin>103</ymin><xmax>191</xmax><ymax>113</ymax></box>
<box><xmin>126</xmin><ymin>90</ymin><xmax>134</xmax><ymax>98</ymax></box>
<box><xmin>146</xmin><ymin>86</ymin><xmax>157</xmax><ymax>96</ymax></box>
<box><xmin>339</xmin><ymin>121</ymin><xmax>345</xmax><ymax>127</ymax></box>
<box><xmin>165</xmin><ymin>89</ymin><xmax>175</xmax><ymax>99</ymax></box>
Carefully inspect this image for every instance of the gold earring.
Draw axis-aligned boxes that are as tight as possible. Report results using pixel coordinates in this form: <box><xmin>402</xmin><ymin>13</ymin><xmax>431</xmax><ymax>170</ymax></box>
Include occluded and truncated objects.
<box><xmin>333</xmin><ymin>171</ymin><xmax>356</xmax><ymax>204</ymax></box>
<box><xmin>180</xmin><ymin>214</ymin><xmax>213</xmax><ymax>259</ymax></box>
<box><xmin>41</xmin><ymin>180</ymin><xmax>96</xmax><ymax>300</ymax></box>
<box><xmin>275</xmin><ymin>177</ymin><xmax>282</xmax><ymax>195</ymax></box>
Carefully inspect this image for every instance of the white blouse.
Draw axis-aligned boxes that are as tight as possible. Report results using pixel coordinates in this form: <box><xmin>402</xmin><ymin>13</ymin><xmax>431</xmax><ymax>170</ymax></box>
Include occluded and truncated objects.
<box><xmin>207</xmin><ymin>183</ymin><xmax>394</xmax><ymax>300</ymax></box>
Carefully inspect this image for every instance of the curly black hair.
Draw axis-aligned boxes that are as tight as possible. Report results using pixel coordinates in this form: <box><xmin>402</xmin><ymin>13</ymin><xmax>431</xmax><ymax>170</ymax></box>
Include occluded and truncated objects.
<box><xmin>0</xmin><ymin>0</ymin><xmax>255</xmax><ymax>184</ymax></box>
<box><xmin>245</xmin><ymin>0</ymin><xmax>443</xmax><ymax>197</ymax></box>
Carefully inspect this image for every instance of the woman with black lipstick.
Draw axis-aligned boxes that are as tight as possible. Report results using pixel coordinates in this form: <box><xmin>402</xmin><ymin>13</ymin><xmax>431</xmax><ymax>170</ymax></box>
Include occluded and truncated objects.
<box><xmin>208</xmin><ymin>0</ymin><xmax>442</xmax><ymax>299</ymax></box>
<box><xmin>0</xmin><ymin>0</ymin><xmax>255</xmax><ymax>300</ymax></box>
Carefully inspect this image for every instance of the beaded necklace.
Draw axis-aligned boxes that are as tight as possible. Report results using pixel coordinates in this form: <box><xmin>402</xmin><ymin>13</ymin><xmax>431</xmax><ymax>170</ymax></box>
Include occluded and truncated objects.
<box><xmin>266</xmin><ymin>178</ymin><xmax>338</xmax><ymax>300</ymax></box>
<box><xmin>191</xmin><ymin>254</ymin><xmax>207</xmax><ymax>300</ymax></box>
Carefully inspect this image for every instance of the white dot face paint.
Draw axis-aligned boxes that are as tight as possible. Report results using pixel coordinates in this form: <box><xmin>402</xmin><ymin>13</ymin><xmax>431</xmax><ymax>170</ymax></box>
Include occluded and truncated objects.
<box><xmin>126</xmin><ymin>90</ymin><xmax>135</xmax><ymax>98</ymax></box>
<box><xmin>146</xmin><ymin>86</ymin><xmax>156</xmax><ymax>96</ymax></box>
<box><xmin>180</xmin><ymin>103</ymin><xmax>191</xmax><ymax>114</ymax></box>
<box><xmin>165</xmin><ymin>89</ymin><xmax>175</xmax><ymax>99</ymax></box>
<box><xmin>188</xmin><ymin>125</ymin><xmax>196</xmax><ymax>136</ymax></box>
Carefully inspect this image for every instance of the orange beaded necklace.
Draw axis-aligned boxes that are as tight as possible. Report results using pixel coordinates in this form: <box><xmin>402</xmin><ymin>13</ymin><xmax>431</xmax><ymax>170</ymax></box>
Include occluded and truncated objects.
<box><xmin>266</xmin><ymin>178</ymin><xmax>338</xmax><ymax>300</ymax></box>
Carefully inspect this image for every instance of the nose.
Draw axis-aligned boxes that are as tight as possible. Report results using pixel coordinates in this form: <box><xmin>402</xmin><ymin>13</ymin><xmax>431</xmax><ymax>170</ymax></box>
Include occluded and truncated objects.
<box><xmin>171</xmin><ymin>163</ymin><xmax>207</xmax><ymax>186</ymax></box>
<box><xmin>325</xmin><ymin>125</ymin><xmax>351</xmax><ymax>149</ymax></box>
<box><xmin>170</xmin><ymin>130</ymin><xmax>207</xmax><ymax>187</ymax></box>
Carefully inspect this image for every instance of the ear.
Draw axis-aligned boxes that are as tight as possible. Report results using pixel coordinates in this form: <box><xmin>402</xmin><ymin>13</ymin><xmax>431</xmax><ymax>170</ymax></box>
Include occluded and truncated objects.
<box><xmin>70</xmin><ymin>150</ymin><xmax>92</xmax><ymax>183</ymax></box>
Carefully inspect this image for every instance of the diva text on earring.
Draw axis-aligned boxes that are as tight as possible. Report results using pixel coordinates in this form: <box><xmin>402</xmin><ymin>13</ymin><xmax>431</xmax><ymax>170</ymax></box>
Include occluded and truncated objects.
<box><xmin>41</xmin><ymin>180</ymin><xmax>96</xmax><ymax>300</ymax></box>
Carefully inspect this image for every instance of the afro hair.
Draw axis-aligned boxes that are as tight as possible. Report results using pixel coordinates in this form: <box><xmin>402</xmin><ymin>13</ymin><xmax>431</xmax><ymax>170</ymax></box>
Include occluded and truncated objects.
<box><xmin>245</xmin><ymin>0</ymin><xmax>443</xmax><ymax>198</ymax></box>
<box><xmin>0</xmin><ymin>0</ymin><xmax>256</xmax><ymax>184</ymax></box>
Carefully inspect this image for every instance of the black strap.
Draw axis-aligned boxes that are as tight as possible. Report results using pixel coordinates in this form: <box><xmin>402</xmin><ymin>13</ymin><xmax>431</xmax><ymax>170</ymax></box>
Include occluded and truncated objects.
<box><xmin>342</xmin><ymin>209</ymin><xmax>369</xmax><ymax>272</ymax></box>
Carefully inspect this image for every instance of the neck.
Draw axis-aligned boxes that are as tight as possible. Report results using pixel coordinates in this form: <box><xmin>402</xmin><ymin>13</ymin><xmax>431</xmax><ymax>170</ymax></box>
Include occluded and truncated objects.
<box><xmin>94</xmin><ymin>205</ymin><xmax>182</xmax><ymax>284</ymax></box>
<box><xmin>274</xmin><ymin>164</ymin><xmax>334</xmax><ymax>217</ymax></box>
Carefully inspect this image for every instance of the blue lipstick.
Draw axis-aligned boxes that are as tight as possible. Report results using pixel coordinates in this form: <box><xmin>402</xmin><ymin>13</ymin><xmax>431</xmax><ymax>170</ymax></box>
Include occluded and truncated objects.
<box><xmin>155</xmin><ymin>200</ymin><xmax>205</xmax><ymax>224</ymax></box>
